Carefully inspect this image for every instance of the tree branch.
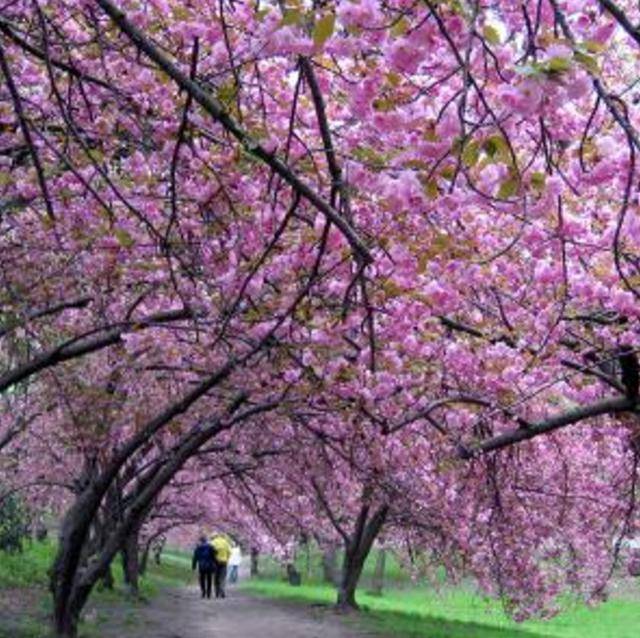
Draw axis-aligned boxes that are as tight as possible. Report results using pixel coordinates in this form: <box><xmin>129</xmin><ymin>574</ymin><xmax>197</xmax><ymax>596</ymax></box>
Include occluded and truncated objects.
<box><xmin>0</xmin><ymin>307</ymin><xmax>192</xmax><ymax>393</ymax></box>
<box><xmin>0</xmin><ymin>40</ymin><xmax>55</xmax><ymax>221</ymax></box>
<box><xmin>459</xmin><ymin>396</ymin><xmax>635</xmax><ymax>458</ymax></box>
<box><xmin>95</xmin><ymin>0</ymin><xmax>372</xmax><ymax>265</ymax></box>
<box><xmin>597</xmin><ymin>0</ymin><xmax>640</xmax><ymax>47</ymax></box>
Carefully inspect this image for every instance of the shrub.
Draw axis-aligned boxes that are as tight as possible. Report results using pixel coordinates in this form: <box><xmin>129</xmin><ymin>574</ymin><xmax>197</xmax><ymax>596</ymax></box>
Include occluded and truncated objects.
<box><xmin>0</xmin><ymin>491</ymin><xmax>30</xmax><ymax>553</ymax></box>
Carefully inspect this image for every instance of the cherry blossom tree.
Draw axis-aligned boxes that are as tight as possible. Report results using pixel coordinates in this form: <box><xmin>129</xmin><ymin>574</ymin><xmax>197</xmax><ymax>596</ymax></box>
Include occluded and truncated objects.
<box><xmin>2</xmin><ymin>1</ymin><xmax>640</xmax><ymax>636</ymax></box>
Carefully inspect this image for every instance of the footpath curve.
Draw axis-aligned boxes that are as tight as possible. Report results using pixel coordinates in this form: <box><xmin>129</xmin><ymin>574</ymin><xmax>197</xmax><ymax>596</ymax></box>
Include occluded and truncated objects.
<box><xmin>94</xmin><ymin>585</ymin><xmax>379</xmax><ymax>638</ymax></box>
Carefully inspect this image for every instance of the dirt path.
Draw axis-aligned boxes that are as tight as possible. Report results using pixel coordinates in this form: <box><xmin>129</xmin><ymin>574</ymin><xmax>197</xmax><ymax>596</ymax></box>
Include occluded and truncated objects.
<box><xmin>93</xmin><ymin>585</ymin><xmax>380</xmax><ymax>638</ymax></box>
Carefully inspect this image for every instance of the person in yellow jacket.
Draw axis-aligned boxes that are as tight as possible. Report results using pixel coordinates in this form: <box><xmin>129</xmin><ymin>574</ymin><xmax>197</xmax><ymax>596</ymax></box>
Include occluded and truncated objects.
<box><xmin>210</xmin><ymin>533</ymin><xmax>232</xmax><ymax>598</ymax></box>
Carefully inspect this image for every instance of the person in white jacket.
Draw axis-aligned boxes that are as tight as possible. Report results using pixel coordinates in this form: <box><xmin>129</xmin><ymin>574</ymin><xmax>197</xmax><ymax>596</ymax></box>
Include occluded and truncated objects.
<box><xmin>228</xmin><ymin>545</ymin><xmax>242</xmax><ymax>583</ymax></box>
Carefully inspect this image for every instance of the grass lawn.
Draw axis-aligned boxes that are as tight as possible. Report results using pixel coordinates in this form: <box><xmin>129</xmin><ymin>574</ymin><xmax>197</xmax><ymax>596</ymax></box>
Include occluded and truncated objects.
<box><xmin>242</xmin><ymin>578</ymin><xmax>640</xmax><ymax>638</ymax></box>
<box><xmin>4</xmin><ymin>541</ymin><xmax>638</xmax><ymax>638</ymax></box>
<box><xmin>0</xmin><ymin>540</ymin><xmax>190</xmax><ymax>638</ymax></box>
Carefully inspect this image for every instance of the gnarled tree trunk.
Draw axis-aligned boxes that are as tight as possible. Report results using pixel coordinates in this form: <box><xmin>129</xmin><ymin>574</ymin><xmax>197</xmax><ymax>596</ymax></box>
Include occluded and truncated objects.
<box><xmin>121</xmin><ymin>526</ymin><xmax>141</xmax><ymax>596</ymax></box>
<box><xmin>336</xmin><ymin>505</ymin><xmax>388</xmax><ymax>610</ymax></box>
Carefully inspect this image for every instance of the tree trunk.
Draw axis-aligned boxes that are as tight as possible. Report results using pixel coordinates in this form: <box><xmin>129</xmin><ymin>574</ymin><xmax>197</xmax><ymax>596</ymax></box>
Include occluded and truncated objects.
<box><xmin>304</xmin><ymin>541</ymin><xmax>311</xmax><ymax>578</ymax></box>
<box><xmin>100</xmin><ymin>564</ymin><xmax>114</xmax><ymax>590</ymax></box>
<box><xmin>91</xmin><ymin>509</ymin><xmax>113</xmax><ymax>590</ymax></box>
<box><xmin>250</xmin><ymin>547</ymin><xmax>259</xmax><ymax>576</ymax></box>
<box><xmin>121</xmin><ymin>527</ymin><xmax>140</xmax><ymax>596</ymax></box>
<box><xmin>51</xmin><ymin>485</ymin><xmax>102</xmax><ymax>638</ymax></box>
<box><xmin>336</xmin><ymin>504</ymin><xmax>388</xmax><ymax>610</ymax></box>
<box><xmin>53</xmin><ymin>607</ymin><xmax>79</xmax><ymax>638</ymax></box>
<box><xmin>53</xmin><ymin>576</ymin><xmax>95</xmax><ymax>638</ymax></box>
<box><xmin>139</xmin><ymin>543</ymin><xmax>150</xmax><ymax>576</ymax></box>
<box><xmin>369</xmin><ymin>548</ymin><xmax>386</xmax><ymax>596</ymax></box>
<box><xmin>286</xmin><ymin>563</ymin><xmax>301</xmax><ymax>586</ymax></box>
<box><xmin>50</xmin><ymin>393</ymin><xmax>260</xmax><ymax>637</ymax></box>
<box><xmin>153</xmin><ymin>536</ymin><xmax>165</xmax><ymax>565</ymax></box>
<box><xmin>322</xmin><ymin>546</ymin><xmax>339</xmax><ymax>585</ymax></box>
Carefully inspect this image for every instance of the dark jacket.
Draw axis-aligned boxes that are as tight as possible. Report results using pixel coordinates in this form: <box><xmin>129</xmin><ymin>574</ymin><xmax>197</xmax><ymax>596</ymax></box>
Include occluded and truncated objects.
<box><xmin>192</xmin><ymin>541</ymin><xmax>216</xmax><ymax>572</ymax></box>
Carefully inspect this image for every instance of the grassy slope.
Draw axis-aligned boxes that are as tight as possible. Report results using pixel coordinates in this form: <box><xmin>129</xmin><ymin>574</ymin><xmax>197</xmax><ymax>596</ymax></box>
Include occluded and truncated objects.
<box><xmin>4</xmin><ymin>542</ymin><xmax>638</xmax><ymax>638</ymax></box>
<box><xmin>0</xmin><ymin>541</ymin><xmax>190</xmax><ymax>638</ymax></box>
<box><xmin>243</xmin><ymin>569</ymin><xmax>640</xmax><ymax>638</ymax></box>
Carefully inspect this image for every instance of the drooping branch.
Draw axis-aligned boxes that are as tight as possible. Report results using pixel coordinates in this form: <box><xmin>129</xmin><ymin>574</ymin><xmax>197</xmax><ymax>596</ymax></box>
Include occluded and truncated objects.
<box><xmin>298</xmin><ymin>57</ymin><xmax>344</xmax><ymax>211</ymax></box>
<box><xmin>310</xmin><ymin>477</ymin><xmax>349</xmax><ymax>543</ymax></box>
<box><xmin>0</xmin><ymin>296</ymin><xmax>93</xmax><ymax>339</ymax></box>
<box><xmin>0</xmin><ymin>307</ymin><xmax>192</xmax><ymax>393</ymax></box>
<box><xmin>549</xmin><ymin>0</ymin><xmax>640</xmax><ymax>153</ymax></box>
<box><xmin>459</xmin><ymin>396</ymin><xmax>636</xmax><ymax>458</ymax></box>
<box><xmin>76</xmin><ymin>397</ymin><xmax>279</xmax><ymax>592</ymax></box>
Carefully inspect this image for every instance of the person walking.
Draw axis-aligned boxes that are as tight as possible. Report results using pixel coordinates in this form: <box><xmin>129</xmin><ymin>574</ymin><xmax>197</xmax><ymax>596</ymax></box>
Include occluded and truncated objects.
<box><xmin>228</xmin><ymin>544</ymin><xmax>242</xmax><ymax>584</ymax></box>
<box><xmin>192</xmin><ymin>535</ymin><xmax>216</xmax><ymax>599</ymax></box>
<box><xmin>211</xmin><ymin>532</ymin><xmax>232</xmax><ymax>598</ymax></box>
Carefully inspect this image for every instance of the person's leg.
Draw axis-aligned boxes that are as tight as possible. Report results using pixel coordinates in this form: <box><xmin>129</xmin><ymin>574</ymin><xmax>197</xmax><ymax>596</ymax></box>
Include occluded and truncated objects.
<box><xmin>218</xmin><ymin>563</ymin><xmax>227</xmax><ymax>598</ymax></box>
<box><xmin>199</xmin><ymin>570</ymin><xmax>206</xmax><ymax>598</ymax></box>
<box><xmin>205</xmin><ymin>570</ymin><xmax>212</xmax><ymax>599</ymax></box>
<box><xmin>213</xmin><ymin>564</ymin><xmax>221</xmax><ymax>598</ymax></box>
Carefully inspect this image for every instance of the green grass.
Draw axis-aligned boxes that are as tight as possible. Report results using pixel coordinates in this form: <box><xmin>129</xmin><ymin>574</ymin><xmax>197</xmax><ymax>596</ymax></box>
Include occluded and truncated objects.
<box><xmin>0</xmin><ymin>540</ymin><xmax>191</xmax><ymax>638</ymax></box>
<box><xmin>4</xmin><ymin>541</ymin><xmax>639</xmax><ymax>638</ymax></box>
<box><xmin>257</xmin><ymin>546</ymin><xmax>412</xmax><ymax>587</ymax></box>
<box><xmin>0</xmin><ymin>539</ymin><xmax>56</xmax><ymax>588</ymax></box>
<box><xmin>242</xmin><ymin>579</ymin><xmax>640</xmax><ymax>638</ymax></box>
<box><xmin>0</xmin><ymin>541</ymin><xmax>54</xmax><ymax>638</ymax></box>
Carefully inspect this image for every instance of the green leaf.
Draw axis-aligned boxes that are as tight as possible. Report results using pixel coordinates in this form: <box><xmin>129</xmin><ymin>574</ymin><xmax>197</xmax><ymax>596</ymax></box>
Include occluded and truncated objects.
<box><xmin>423</xmin><ymin>179</ymin><xmax>439</xmax><ymax>200</ymax></box>
<box><xmin>547</xmin><ymin>56</ymin><xmax>572</xmax><ymax>74</ymax></box>
<box><xmin>281</xmin><ymin>8</ymin><xmax>302</xmax><ymax>26</ymax></box>
<box><xmin>256</xmin><ymin>8</ymin><xmax>271</xmax><ymax>22</ymax></box>
<box><xmin>381</xmin><ymin>278</ymin><xmax>404</xmax><ymax>298</ymax></box>
<box><xmin>440</xmin><ymin>165</ymin><xmax>456</xmax><ymax>181</ymax></box>
<box><xmin>483</xmin><ymin>25</ymin><xmax>501</xmax><ymax>45</ymax></box>
<box><xmin>483</xmin><ymin>135</ymin><xmax>508</xmax><ymax>161</ymax></box>
<box><xmin>218</xmin><ymin>80</ymin><xmax>238</xmax><ymax>108</ymax></box>
<box><xmin>87</xmin><ymin>148</ymin><xmax>104</xmax><ymax>164</ymax></box>
<box><xmin>372</xmin><ymin>96</ymin><xmax>397</xmax><ymax>112</ymax></box>
<box><xmin>173</xmin><ymin>6</ymin><xmax>190</xmax><ymax>20</ymax></box>
<box><xmin>574</xmin><ymin>51</ymin><xmax>599</xmax><ymax>75</ymax></box>
<box><xmin>530</xmin><ymin>171</ymin><xmax>546</xmax><ymax>190</ymax></box>
<box><xmin>313</xmin><ymin>13</ymin><xmax>335</xmax><ymax>48</ymax></box>
<box><xmin>515</xmin><ymin>63</ymin><xmax>540</xmax><ymax>77</ymax></box>
<box><xmin>497</xmin><ymin>177</ymin><xmax>520</xmax><ymax>199</ymax></box>
<box><xmin>583</xmin><ymin>39</ymin><xmax>606</xmax><ymax>54</ymax></box>
<box><xmin>461</xmin><ymin>140</ymin><xmax>480</xmax><ymax>167</ymax></box>
<box><xmin>114</xmin><ymin>228</ymin><xmax>135</xmax><ymax>249</ymax></box>
<box><xmin>390</xmin><ymin>17</ymin><xmax>409</xmax><ymax>38</ymax></box>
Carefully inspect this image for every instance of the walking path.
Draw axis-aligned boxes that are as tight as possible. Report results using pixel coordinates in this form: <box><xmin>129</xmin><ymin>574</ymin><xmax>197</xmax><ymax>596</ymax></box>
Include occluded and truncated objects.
<box><xmin>94</xmin><ymin>585</ymin><xmax>380</xmax><ymax>638</ymax></box>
